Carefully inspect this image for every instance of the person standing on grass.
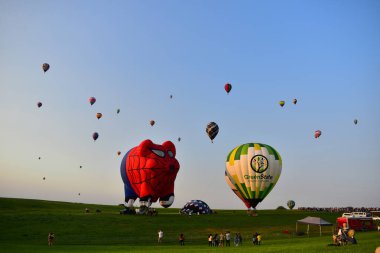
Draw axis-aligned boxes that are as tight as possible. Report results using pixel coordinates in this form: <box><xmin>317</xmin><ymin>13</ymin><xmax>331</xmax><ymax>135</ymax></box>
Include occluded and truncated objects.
<box><xmin>179</xmin><ymin>233</ymin><xmax>185</xmax><ymax>246</ymax></box>
<box><xmin>158</xmin><ymin>229</ymin><xmax>164</xmax><ymax>243</ymax></box>
<box><xmin>208</xmin><ymin>234</ymin><xmax>213</xmax><ymax>246</ymax></box>
<box><xmin>234</xmin><ymin>233</ymin><xmax>240</xmax><ymax>246</ymax></box>
<box><xmin>225</xmin><ymin>231</ymin><xmax>231</xmax><ymax>246</ymax></box>
<box><xmin>48</xmin><ymin>232</ymin><xmax>55</xmax><ymax>246</ymax></box>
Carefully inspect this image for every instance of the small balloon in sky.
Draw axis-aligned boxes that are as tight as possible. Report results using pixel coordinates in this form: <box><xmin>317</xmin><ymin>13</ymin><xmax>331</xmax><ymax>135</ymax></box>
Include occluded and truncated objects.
<box><xmin>117</xmin><ymin>151</ymin><xmax>121</xmax><ymax>156</ymax></box>
<box><xmin>38</xmin><ymin>157</ymin><xmax>41</xmax><ymax>160</ymax></box>
<box><xmin>314</xmin><ymin>130</ymin><xmax>322</xmax><ymax>138</ymax></box>
<box><xmin>150</xmin><ymin>120</ymin><xmax>155</xmax><ymax>126</ymax></box>
<box><xmin>42</xmin><ymin>63</ymin><xmax>50</xmax><ymax>73</ymax></box>
<box><xmin>89</xmin><ymin>97</ymin><xmax>96</xmax><ymax>106</ymax></box>
<box><xmin>117</xmin><ymin>108</ymin><xmax>120</xmax><ymax>114</ymax></box>
<box><xmin>96</xmin><ymin>113</ymin><xmax>102</xmax><ymax>120</ymax></box>
<box><xmin>292</xmin><ymin>99</ymin><xmax>297</xmax><ymax>104</ymax></box>
<box><xmin>224</xmin><ymin>83</ymin><xmax>232</xmax><ymax>94</ymax></box>
<box><xmin>170</xmin><ymin>94</ymin><xmax>173</xmax><ymax>99</ymax></box>
<box><xmin>37</xmin><ymin>102</ymin><xmax>42</xmax><ymax>108</ymax></box>
<box><xmin>92</xmin><ymin>132</ymin><xmax>99</xmax><ymax>141</ymax></box>
<box><xmin>43</xmin><ymin>177</ymin><xmax>46</xmax><ymax>180</ymax></box>
<box><xmin>279</xmin><ymin>101</ymin><xmax>285</xmax><ymax>107</ymax></box>
<box><xmin>178</xmin><ymin>137</ymin><xmax>181</xmax><ymax>142</ymax></box>
<box><xmin>354</xmin><ymin>119</ymin><xmax>358</xmax><ymax>125</ymax></box>
<box><xmin>206</xmin><ymin>122</ymin><xmax>219</xmax><ymax>143</ymax></box>
<box><xmin>79</xmin><ymin>165</ymin><xmax>82</xmax><ymax>169</ymax></box>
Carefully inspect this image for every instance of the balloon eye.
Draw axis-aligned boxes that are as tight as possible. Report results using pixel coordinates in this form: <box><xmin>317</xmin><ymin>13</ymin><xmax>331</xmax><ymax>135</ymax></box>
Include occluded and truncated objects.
<box><xmin>168</xmin><ymin>151</ymin><xmax>174</xmax><ymax>158</ymax></box>
<box><xmin>151</xmin><ymin>149</ymin><xmax>165</xmax><ymax>158</ymax></box>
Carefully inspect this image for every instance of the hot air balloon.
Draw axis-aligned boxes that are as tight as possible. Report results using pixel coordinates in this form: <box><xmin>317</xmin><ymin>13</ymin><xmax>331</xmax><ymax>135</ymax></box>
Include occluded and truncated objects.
<box><xmin>43</xmin><ymin>177</ymin><xmax>46</xmax><ymax>180</ymax></box>
<box><xmin>292</xmin><ymin>99</ymin><xmax>297</xmax><ymax>105</ymax></box>
<box><xmin>38</xmin><ymin>157</ymin><xmax>41</xmax><ymax>160</ymax></box>
<box><xmin>96</xmin><ymin>113</ymin><xmax>102</xmax><ymax>120</ymax></box>
<box><xmin>206</xmin><ymin>122</ymin><xmax>219</xmax><ymax>143</ymax></box>
<box><xmin>42</xmin><ymin>63</ymin><xmax>50</xmax><ymax>73</ymax></box>
<box><xmin>178</xmin><ymin>137</ymin><xmax>181</xmax><ymax>142</ymax></box>
<box><xmin>224</xmin><ymin>83</ymin><xmax>232</xmax><ymax>94</ymax></box>
<box><xmin>117</xmin><ymin>108</ymin><xmax>120</xmax><ymax>114</ymax></box>
<box><xmin>88</xmin><ymin>97</ymin><xmax>96</xmax><ymax>106</ymax></box>
<box><xmin>314</xmin><ymin>130</ymin><xmax>322</xmax><ymax>138</ymax></box>
<box><xmin>78</xmin><ymin>193</ymin><xmax>81</xmax><ymax>196</ymax></box>
<box><xmin>287</xmin><ymin>200</ymin><xmax>295</xmax><ymax>210</ymax></box>
<box><xmin>354</xmin><ymin>119</ymin><xmax>358</xmax><ymax>125</ymax></box>
<box><xmin>117</xmin><ymin>151</ymin><xmax>121</xmax><ymax>156</ymax></box>
<box><xmin>92</xmin><ymin>132</ymin><xmax>99</xmax><ymax>141</ymax></box>
<box><xmin>37</xmin><ymin>102</ymin><xmax>42</xmax><ymax>108</ymax></box>
<box><xmin>225</xmin><ymin>143</ymin><xmax>282</xmax><ymax>209</ymax></box>
<box><xmin>150</xmin><ymin>120</ymin><xmax>155</xmax><ymax>126</ymax></box>
<box><xmin>279</xmin><ymin>101</ymin><xmax>285</xmax><ymax>107</ymax></box>
<box><xmin>120</xmin><ymin>139</ymin><xmax>180</xmax><ymax>211</ymax></box>
<box><xmin>79</xmin><ymin>165</ymin><xmax>82</xmax><ymax>169</ymax></box>
<box><xmin>170</xmin><ymin>95</ymin><xmax>173</xmax><ymax>99</ymax></box>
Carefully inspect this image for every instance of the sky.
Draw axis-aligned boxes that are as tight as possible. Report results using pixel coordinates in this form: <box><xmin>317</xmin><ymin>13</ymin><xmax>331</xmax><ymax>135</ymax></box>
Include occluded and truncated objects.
<box><xmin>0</xmin><ymin>0</ymin><xmax>379</xmax><ymax>210</ymax></box>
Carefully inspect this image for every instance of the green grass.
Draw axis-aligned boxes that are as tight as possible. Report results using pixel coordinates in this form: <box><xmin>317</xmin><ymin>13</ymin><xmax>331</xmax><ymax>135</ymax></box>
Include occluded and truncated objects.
<box><xmin>0</xmin><ymin>197</ymin><xmax>379</xmax><ymax>252</ymax></box>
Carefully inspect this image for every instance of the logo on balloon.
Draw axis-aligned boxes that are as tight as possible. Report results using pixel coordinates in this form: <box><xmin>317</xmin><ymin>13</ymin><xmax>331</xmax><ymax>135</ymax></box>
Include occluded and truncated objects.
<box><xmin>250</xmin><ymin>155</ymin><xmax>268</xmax><ymax>173</ymax></box>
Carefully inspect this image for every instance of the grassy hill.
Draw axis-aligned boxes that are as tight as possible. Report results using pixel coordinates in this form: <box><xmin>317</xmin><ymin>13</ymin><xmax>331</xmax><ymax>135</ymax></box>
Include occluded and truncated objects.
<box><xmin>0</xmin><ymin>197</ymin><xmax>378</xmax><ymax>253</ymax></box>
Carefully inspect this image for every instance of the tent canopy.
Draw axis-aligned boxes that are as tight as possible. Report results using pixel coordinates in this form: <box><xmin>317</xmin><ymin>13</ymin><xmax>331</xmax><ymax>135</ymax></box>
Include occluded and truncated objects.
<box><xmin>297</xmin><ymin>216</ymin><xmax>332</xmax><ymax>226</ymax></box>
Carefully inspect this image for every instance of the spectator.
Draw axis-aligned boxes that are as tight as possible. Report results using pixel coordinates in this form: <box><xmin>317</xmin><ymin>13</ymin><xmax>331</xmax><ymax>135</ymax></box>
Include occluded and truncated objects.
<box><xmin>179</xmin><ymin>233</ymin><xmax>185</xmax><ymax>246</ymax></box>
<box><xmin>234</xmin><ymin>233</ymin><xmax>240</xmax><ymax>246</ymax></box>
<box><xmin>158</xmin><ymin>229</ymin><xmax>164</xmax><ymax>243</ymax></box>
<box><xmin>48</xmin><ymin>232</ymin><xmax>55</xmax><ymax>246</ymax></box>
<box><xmin>219</xmin><ymin>232</ymin><xmax>224</xmax><ymax>247</ymax></box>
<box><xmin>225</xmin><ymin>231</ymin><xmax>231</xmax><ymax>247</ymax></box>
<box><xmin>208</xmin><ymin>234</ymin><xmax>213</xmax><ymax>246</ymax></box>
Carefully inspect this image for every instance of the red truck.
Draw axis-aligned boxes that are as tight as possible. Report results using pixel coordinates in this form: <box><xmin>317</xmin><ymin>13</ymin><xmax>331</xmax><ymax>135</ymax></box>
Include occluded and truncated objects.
<box><xmin>336</xmin><ymin>212</ymin><xmax>376</xmax><ymax>231</ymax></box>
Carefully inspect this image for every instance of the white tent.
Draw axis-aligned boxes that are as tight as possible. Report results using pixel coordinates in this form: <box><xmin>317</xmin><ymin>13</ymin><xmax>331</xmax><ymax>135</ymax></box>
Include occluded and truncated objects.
<box><xmin>296</xmin><ymin>216</ymin><xmax>333</xmax><ymax>236</ymax></box>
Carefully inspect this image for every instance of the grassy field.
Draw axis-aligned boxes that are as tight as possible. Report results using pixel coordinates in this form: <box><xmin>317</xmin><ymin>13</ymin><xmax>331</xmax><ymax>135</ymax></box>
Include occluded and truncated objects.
<box><xmin>0</xmin><ymin>197</ymin><xmax>379</xmax><ymax>252</ymax></box>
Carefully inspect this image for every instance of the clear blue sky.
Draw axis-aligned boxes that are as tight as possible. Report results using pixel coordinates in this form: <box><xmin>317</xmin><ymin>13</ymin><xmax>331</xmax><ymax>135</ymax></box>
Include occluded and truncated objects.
<box><xmin>1</xmin><ymin>0</ymin><xmax>379</xmax><ymax>210</ymax></box>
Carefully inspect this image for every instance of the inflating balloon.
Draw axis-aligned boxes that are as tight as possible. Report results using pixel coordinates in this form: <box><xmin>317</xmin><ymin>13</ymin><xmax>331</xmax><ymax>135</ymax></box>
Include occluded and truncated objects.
<box><xmin>279</xmin><ymin>101</ymin><xmax>285</xmax><ymax>107</ymax></box>
<box><xmin>42</xmin><ymin>63</ymin><xmax>50</xmax><ymax>73</ymax></box>
<box><xmin>150</xmin><ymin>120</ymin><xmax>155</xmax><ymax>126</ymax></box>
<box><xmin>206</xmin><ymin>122</ymin><xmax>219</xmax><ymax>143</ymax></box>
<box><xmin>96</xmin><ymin>113</ymin><xmax>102</xmax><ymax>120</ymax></box>
<box><xmin>180</xmin><ymin>200</ymin><xmax>212</xmax><ymax>215</ymax></box>
<box><xmin>89</xmin><ymin>97</ymin><xmax>96</xmax><ymax>106</ymax></box>
<box><xmin>224</xmin><ymin>83</ymin><xmax>232</xmax><ymax>94</ymax></box>
<box><xmin>37</xmin><ymin>102</ymin><xmax>42</xmax><ymax>108</ymax></box>
<box><xmin>225</xmin><ymin>143</ymin><xmax>282</xmax><ymax>209</ymax></box>
<box><xmin>287</xmin><ymin>200</ymin><xmax>295</xmax><ymax>210</ymax></box>
<box><xmin>314</xmin><ymin>130</ymin><xmax>322</xmax><ymax>138</ymax></box>
<box><xmin>120</xmin><ymin>139</ymin><xmax>180</xmax><ymax>209</ymax></box>
<box><xmin>92</xmin><ymin>132</ymin><xmax>99</xmax><ymax>141</ymax></box>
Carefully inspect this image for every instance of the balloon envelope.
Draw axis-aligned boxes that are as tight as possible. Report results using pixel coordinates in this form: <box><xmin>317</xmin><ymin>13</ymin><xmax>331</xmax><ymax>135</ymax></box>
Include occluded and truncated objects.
<box><xmin>224</xmin><ymin>83</ymin><xmax>232</xmax><ymax>94</ymax></box>
<box><xmin>92</xmin><ymin>132</ymin><xmax>99</xmax><ymax>141</ymax></box>
<box><xmin>89</xmin><ymin>97</ymin><xmax>96</xmax><ymax>105</ymax></box>
<box><xmin>287</xmin><ymin>200</ymin><xmax>295</xmax><ymax>209</ymax></box>
<box><xmin>42</xmin><ymin>63</ymin><xmax>50</xmax><ymax>72</ymax></box>
<box><xmin>206</xmin><ymin>122</ymin><xmax>219</xmax><ymax>143</ymax></box>
<box><xmin>225</xmin><ymin>143</ymin><xmax>282</xmax><ymax>209</ymax></box>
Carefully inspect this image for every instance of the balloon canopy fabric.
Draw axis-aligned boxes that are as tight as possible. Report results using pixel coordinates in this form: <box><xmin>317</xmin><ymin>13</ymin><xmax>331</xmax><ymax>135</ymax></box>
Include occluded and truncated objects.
<box><xmin>92</xmin><ymin>132</ymin><xmax>99</xmax><ymax>141</ymax></box>
<box><xmin>287</xmin><ymin>200</ymin><xmax>295</xmax><ymax>209</ymax></box>
<box><xmin>89</xmin><ymin>97</ymin><xmax>96</xmax><ymax>106</ymax></box>
<box><xmin>42</xmin><ymin>63</ymin><xmax>50</xmax><ymax>73</ymax></box>
<box><xmin>206</xmin><ymin>122</ymin><xmax>219</xmax><ymax>143</ymax></box>
<box><xmin>180</xmin><ymin>200</ymin><xmax>212</xmax><ymax>215</ymax></box>
<box><xmin>225</xmin><ymin>143</ymin><xmax>282</xmax><ymax>209</ymax></box>
<box><xmin>224</xmin><ymin>83</ymin><xmax>232</xmax><ymax>94</ymax></box>
<box><xmin>120</xmin><ymin>139</ymin><xmax>180</xmax><ymax>208</ymax></box>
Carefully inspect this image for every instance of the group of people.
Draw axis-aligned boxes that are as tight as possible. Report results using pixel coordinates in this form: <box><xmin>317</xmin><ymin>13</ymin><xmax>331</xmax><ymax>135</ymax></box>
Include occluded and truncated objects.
<box><xmin>332</xmin><ymin>226</ymin><xmax>357</xmax><ymax>246</ymax></box>
<box><xmin>208</xmin><ymin>232</ymin><xmax>234</xmax><ymax>247</ymax></box>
